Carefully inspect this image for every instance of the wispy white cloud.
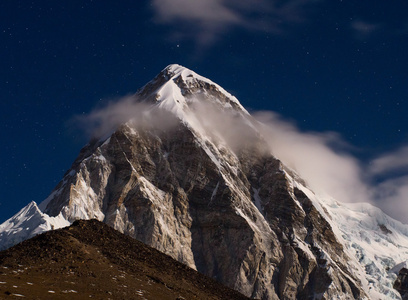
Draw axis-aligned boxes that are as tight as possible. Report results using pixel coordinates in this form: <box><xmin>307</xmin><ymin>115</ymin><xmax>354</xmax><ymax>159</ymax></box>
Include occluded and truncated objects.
<box><xmin>72</xmin><ymin>96</ymin><xmax>145</xmax><ymax>138</ymax></box>
<box><xmin>70</xmin><ymin>96</ymin><xmax>179</xmax><ymax>139</ymax></box>
<box><xmin>254</xmin><ymin>111</ymin><xmax>371</xmax><ymax>204</ymax></box>
<box><xmin>368</xmin><ymin>146</ymin><xmax>408</xmax><ymax>223</ymax></box>
<box><xmin>372</xmin><ymin>176</ymin><xmax>408</xmax><ymax>224</ymax></box>
<box><xmin>254</xmin><ymin>111</ymin><xmax>408</xmax><ymax>223</ymax></box>
<box><xmin>152</xmin><ymin>0</ymin><xmax>242</xmax><ymax>45</ymax></box>
<box><xmin>351</xmin><ymin>20</ymin><xmax>383</xmax><ymax>39</ymax></box>
<box><xmin>369</xmin><ymin>146</ymin><xmax>408</xmax><ymax>176</ymax></box>
<box><xmin>73</xmin><ymin>95</ymin><xmax>408</xmax><ymax>223</ymax></box>
<box><xmin>151</xmin><ymin>0</ymin><xmax>320</xmax><ymax>46</ymax></box>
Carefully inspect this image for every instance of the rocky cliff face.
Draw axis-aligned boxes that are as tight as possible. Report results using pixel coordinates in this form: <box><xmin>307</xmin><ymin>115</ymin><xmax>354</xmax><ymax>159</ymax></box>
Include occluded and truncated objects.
<box><xmin>2</xmin><ymin>64</ymin><xmax>408</xmax><ymax>299</ymax></box>
<box><xmin>395</xmin><ymin>268</ymin><xmax>408</xmax><ymax>300</ymax></box>
<box><xmin>33</xmin><ymin>65</ymin><xmax>365</xmax><ymax>299</ymax></box>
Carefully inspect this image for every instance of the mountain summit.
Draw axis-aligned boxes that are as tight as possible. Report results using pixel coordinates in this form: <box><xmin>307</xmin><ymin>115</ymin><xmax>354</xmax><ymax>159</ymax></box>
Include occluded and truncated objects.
<box><xmin>139</xmin><ymin>64</ymin><xmax>248</xmax><ymax>114</ymax></box>
<box><xmin>1</xmin><ymin>65</ymin><xmax>408</xmax><ymax>299</ymax></box>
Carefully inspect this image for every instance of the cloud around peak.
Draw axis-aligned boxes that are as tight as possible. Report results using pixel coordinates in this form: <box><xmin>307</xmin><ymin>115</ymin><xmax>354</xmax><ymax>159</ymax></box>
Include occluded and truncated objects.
<box><xmin>72</xmin><ymin>94</ymin><xmax>408</xmax><ymax>224</ymax></box>
<box><xmin>254</xmin><ymin>111</ymin><xmax>371</xmax><ymax>205</ymax></box>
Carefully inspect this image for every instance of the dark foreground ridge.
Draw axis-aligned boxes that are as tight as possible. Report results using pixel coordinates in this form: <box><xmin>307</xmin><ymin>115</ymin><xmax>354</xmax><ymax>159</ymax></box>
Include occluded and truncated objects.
<box><xmin>0</xmin><ymin>219</ymin><xmax>250</xmax><ymax>300</ymax></box>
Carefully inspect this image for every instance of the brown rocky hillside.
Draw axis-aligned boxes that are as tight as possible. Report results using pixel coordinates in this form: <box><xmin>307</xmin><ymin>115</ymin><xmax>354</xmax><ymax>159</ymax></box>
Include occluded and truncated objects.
<box><xmin>0</xmin><ymin>219</ymin><xmax>250</xmax><ymax>300</ymax></box>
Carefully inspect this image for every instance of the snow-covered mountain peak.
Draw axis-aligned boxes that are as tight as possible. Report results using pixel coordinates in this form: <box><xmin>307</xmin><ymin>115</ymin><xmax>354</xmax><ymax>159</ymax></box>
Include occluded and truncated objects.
<box><xmin>138</xmin><ymin>64</ymin><xmax>249</xmax><ymax>119</ymax></box>
<box><xmin>163</xmin><ymin>63</ymin><xmax>194</xmax><ymax>77</ymax></box>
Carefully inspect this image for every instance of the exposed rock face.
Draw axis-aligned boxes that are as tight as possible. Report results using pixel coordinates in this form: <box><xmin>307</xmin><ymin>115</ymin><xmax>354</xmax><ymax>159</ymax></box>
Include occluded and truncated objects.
<box><xmin>395</xmin><ymin>268</ymin><xmax>408</xmax><ymax>300</ymax></box>
<box><xmin>30</xmin><ymin>65</ymin><xmax>366</xmax><ymax>299</ymax></box>
<box><xmin>40</xmin><ymin>126</ymin><xmax>364</xmax><ymax>299</ymax></box>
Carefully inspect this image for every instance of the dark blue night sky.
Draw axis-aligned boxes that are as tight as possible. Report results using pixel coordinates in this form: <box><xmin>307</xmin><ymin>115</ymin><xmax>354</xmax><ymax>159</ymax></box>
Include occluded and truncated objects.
<box><xmin>1</xmin><ymin>1</ymin><xmax>408</xmax><ymax>223</ymax></box>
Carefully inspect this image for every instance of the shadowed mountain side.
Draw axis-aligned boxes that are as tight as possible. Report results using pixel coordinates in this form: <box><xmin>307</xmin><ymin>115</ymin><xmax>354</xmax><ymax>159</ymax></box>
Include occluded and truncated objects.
<box><xmin>0</xmin><ymin>219</ymin><xmax>251</xmax><ymax>300</ymax></box>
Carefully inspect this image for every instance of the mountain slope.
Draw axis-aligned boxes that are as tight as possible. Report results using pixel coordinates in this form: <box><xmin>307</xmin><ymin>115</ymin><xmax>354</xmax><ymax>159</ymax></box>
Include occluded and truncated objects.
<box><xmin>0</xmin><ymin>201</ymin><xmax>69</xmax><ymax>250</ymax></box>
<box><xmin>1</xmin><ymin>64</ymin><xmax>408</xmax><ymax>299</ymax></box>
<box><xmin>0</xmin><ymin>219</ymin><xmax>250</xmax><ymax>299</ymax></box>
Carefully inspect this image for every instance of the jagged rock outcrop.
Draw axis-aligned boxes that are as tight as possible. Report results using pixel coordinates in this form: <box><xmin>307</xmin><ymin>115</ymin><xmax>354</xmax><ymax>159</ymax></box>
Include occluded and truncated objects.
<box><xmin>395</xmin><ymin>268</ymin><xmax>408</xmax><ymax>300</ymax></box>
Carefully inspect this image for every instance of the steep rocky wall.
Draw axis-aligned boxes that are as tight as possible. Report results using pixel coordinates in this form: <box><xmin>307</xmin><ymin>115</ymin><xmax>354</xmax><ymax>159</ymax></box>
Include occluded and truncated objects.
<box><xmin>40</xmin><ymin>120</ymin><xmax>366</xmax><ymax>299</ymax></box>
<box><xmin>37</xmin><ymin>64</ymin><xmax>368</xmax><ymax>299</ymax></box>
<box><xmin>395</xmin><ymin>268</ymin><xmax>408</xmax><ymax>300</ymax></box>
